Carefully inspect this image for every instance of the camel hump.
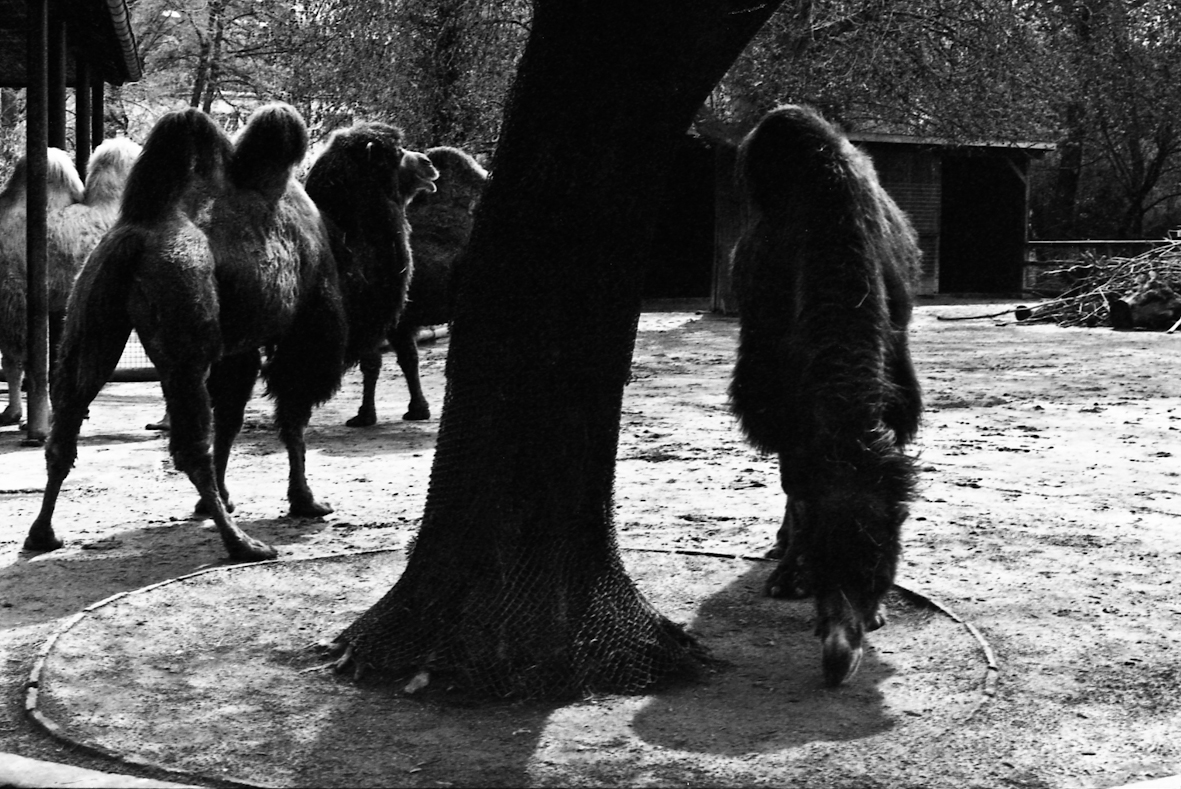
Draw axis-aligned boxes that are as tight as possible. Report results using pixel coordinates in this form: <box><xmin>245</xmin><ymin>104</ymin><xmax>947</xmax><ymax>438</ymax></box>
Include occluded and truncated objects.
<box><xmin>83</xmin><ymin>137</ymin><xmax>142</xmax><ymax>207</ymax></box>
<box><xmin>120</xmin><ymin>108</ymin><xmax>233</xmax><ymax>226</ymax></box>
<box><xmin>425</xmin><ymin>146</ymin><xmax>488</xmax><ymax>181</ymax></box>
<box><xmin>46</xmin><ymin>148</ymin><xmax>86</xmax><ymax>207</ymax></box>
<box><xmin>0</xmin><ymin>148</ymin><xmax>84</xmax><ymax>208</ymax></box>
<box><xmin>230</xmin><ymin>103</ymin><xmax>309</xmax><ymax>194</ymax></box>
<box><xmin>738</xmin><ymin>104</ymin><xmax>858</xmax><ymax>213</ymax></box>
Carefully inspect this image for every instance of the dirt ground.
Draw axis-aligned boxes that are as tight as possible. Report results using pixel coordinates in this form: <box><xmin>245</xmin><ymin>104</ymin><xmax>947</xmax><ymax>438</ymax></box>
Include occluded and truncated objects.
<box><xmin>1</xmin><ymin>302</ymin><xmax>1179</xmax><ymax>788</ymax></box>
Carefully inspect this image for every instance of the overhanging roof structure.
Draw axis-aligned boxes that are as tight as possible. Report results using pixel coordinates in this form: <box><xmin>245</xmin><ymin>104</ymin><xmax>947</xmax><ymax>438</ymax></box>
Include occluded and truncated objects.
<box><xmin>0</xmin><ymin>0</ymin><xmax>141</xmax><ymax>88</ymax></box>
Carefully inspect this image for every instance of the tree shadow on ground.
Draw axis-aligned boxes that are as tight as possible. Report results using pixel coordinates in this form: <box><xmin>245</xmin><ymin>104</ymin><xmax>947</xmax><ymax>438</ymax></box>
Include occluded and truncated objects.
<box><xmin>629</xmin><ymin>558</ymin><xmax>895</xmax><ymax>755</ymax></box>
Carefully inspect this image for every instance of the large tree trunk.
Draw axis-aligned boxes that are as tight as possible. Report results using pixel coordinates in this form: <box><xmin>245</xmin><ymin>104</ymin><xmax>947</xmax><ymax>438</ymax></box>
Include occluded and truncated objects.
<box><xmin>334</xmin><ymin>0</ymin><xmax>784</xmax><ymax>699</ymax></box>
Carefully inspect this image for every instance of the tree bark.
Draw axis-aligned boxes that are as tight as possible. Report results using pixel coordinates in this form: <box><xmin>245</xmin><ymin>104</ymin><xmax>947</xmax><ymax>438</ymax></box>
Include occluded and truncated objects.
<box><xmin>335</xmin><ymin>0</ymin><xmax>784</xmax><ymax>699</ymax></box>
<box><xmin>190</xmin><ymin>0</ymin><xmax>226</xmax><ymax>111</ymax></box>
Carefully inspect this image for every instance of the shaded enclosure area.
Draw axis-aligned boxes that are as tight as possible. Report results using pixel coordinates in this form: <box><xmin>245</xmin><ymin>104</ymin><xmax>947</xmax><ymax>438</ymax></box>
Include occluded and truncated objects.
<box><xmin>939</xmin><ymin>154</ymin><xmax>1028</xmax><ymax>294</ymax></box>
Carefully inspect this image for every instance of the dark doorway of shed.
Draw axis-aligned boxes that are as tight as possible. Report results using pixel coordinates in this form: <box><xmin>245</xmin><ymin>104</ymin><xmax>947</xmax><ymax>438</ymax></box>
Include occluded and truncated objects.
<box><xmin>643</xmin><ymin>133</ymin><xmax>716</xmax><ymax>300</ymax></box>
<box><xmin>938</xmin><ymin>155</ymin><xmax>1026</xmax><ymax>294</ymax></box>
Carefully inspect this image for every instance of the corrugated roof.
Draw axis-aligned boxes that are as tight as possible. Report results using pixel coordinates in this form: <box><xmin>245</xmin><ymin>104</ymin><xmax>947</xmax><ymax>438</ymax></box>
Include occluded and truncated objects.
<box><xmin>0</xmin><ymin>0</ymin><xmax>141</xmax><ymax>88</ymax></box>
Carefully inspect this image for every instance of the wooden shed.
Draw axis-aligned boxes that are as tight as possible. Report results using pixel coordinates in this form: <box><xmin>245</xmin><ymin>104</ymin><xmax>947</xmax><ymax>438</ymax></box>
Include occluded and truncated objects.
<box><xmin>697</xmin><ymin>121</ymin><xmax>1054</xmax><ymax>313</ymax></box>
<box><xmin>849</xmin><ymin>132</ymin><xmax>1054</xmax><ymax>297</ymax></box>
<box><xmin>0</xmin><ymin>0</ymin><xmax>141</xmax><ymax>441</ymax></box>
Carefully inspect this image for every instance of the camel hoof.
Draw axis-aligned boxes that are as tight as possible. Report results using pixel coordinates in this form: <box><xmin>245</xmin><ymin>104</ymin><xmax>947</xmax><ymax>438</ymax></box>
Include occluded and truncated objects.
<box><xmin>763</xmin><ymin>564</ymin><xmax>810</xmax><ymax>599</ymax></box>
<box><xmin>0</xmin><ymin>412</ymin><xmax>22</xmax><ymax>427</ymax></box>
<box><xmin>226</xmin><ymin>536</ymin><xmax>278</xmax><ymax>563</ymax></box>
<box><xmin>402</xmin><ymin>406</ymin><xmax>430</xmax><ymax>421</ymax></box>
<box><xmin>23</xmin><ymin>533</ymin><xmax>63</xmax><ymax>552</ymax></box>
<box><xmin>289</xmin><ymin>499</ymin><xmax>333</xmax><ymax>518</ymax></box>
<box><xmin>194</xmin><ymin>496</ymin><xmax>235</xmax><ymax>517</ymax></box>
<box><xmin>822</xmin><ymin>629</ymin><xmax>864</xmax><ymax>687</ymax></box>
<box><xmin>346</xmin><ymin>411</ymin><xmax>376</xmax><ymax>428</ymax></box>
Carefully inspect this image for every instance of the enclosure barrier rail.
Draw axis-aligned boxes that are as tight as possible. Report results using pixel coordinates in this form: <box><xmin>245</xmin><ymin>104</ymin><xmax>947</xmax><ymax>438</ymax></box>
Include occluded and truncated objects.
<box><xmin>1023</xmin><ymin>239</ymin><xmax>1174</xmax><ymax>295</ymax></box>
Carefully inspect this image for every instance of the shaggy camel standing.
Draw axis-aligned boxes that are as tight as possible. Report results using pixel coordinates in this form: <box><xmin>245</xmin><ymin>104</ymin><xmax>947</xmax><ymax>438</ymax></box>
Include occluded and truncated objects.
<box><xmin>729</xmin><ymin>105</ymin><xmax>922</xmax><ymax>687</ymax></box>
<box><xmin>23</xmin><ymin>103</ymin><xmax>362</xmax><ymax>562</ymax></box>
<box><xmin>346</xmin><ymin>145</ymin><xmax>486</xmax><ymax>426</ymax></box>
<box><xmin>0</xmin><ymin>148</ymin><xmax>86</xmax><ymax>425</ymax></box>
<box><xmin>304</xmin><ymin>123</ymin><xmax>438</xmax><ymax>430</ymax></box>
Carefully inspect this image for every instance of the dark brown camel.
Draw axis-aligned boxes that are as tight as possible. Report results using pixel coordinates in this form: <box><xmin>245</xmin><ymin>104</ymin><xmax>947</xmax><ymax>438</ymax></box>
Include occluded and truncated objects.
<box><xmin>729</xmin><ymin>105</ymin><xmax>923</xmax><ymax>686</ymax></box>
<box><xmin>142</xmin><ymin>124</ymin><xmax>438</xmax><ymax>435</ymax></box>
<box><xmin>346</xmin><ymin>145</ymin><xmax>486</xmax><ymax>426</ymax></box>
<box><xmin>24</xmin><ymin>104</ymin><xmax>352</xmax><ymax>562</ymax></box>
<box><xmin>303</xmin><ymin>123</ymin><xmax>437</xmax><ymax>433</ymax></box>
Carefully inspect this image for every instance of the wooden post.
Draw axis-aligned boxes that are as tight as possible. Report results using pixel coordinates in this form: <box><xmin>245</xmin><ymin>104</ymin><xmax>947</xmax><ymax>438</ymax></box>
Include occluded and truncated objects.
<box><xmin>24</xmin><ymin>0</ymin><xmax>51</xmax><ymax>444</ymax></box>
<box><xmin>91</xmin><ymin>81</ymin><xmax>105</xmax><ymax>146</ymax></box>
<box><xmin>75</xmin><ymin>61</ymin><xmax>92</xmax><ymax>180</ymax></box>
<box><xmin>47</xmin><ymin>6</ymin><xmax>67</xmax><ymax>150</ymax></box>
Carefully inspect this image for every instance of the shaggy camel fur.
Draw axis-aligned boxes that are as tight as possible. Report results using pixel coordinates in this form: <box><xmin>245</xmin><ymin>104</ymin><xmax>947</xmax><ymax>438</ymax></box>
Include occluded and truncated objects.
<box><xmin>25</xmin><ymin>104</ymin><xmax>350</xmax><ymax>562</ymax></box>
<box><xmin>346</xmin><ymin>146</ymin><xmax>487</xmax><ymax>426</ymax></box>
<box><xmin>729</xmin><ymin>105</ymin><xmax>922</xmax><ymax>686</ymax></box>
<box><xmin>303</xmin><ymin>123</ymin><xmax>438</xmax><ymax>430</ymax></box>
<box><xmin>143</xmin><ymin>126</ymin><xmax>439</xmax><ymax>435</ymax></box>
<box><xmin>0</xmin><ymin>148</ymin><xmax>88</xmax><ymax>425</ymax></box>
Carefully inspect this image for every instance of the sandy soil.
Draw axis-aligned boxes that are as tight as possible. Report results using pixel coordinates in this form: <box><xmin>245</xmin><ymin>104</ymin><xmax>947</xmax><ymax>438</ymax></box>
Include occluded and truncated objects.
<box><xmin>1</xmin><ymin>303</ymin><xmax>1179</xmax><ymax>788</ymax></box>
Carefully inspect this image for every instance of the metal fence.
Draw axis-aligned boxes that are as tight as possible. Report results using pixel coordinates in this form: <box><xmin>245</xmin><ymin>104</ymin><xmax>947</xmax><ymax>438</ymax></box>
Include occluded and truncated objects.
<box><xmin>111</xmin><ymin>332</ymin><xmax>157</xmax><ymax>382</ymax></box>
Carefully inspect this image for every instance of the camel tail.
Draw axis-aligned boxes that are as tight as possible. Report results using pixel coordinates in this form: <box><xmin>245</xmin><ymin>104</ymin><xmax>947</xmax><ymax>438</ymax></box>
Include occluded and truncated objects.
<box><xmin>120</xmin><ymin>108</ymin><xmax>232</xmax><ymax>226</ymax></box>
<box><xmin>50</xmin><ymin>227</ymin><xmax>141</xmax><ymax>411</ymax></box>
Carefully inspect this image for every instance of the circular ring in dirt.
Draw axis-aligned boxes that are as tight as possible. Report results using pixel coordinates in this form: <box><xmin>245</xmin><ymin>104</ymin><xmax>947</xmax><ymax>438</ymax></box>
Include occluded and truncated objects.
<box><xmin>27</xmin><ymin>548</ymin><xmax>995</xmax><ymax>788</ymax></box>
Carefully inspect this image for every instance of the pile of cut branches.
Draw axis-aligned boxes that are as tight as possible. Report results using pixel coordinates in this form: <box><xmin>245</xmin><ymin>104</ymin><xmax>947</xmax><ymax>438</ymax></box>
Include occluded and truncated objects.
<box><xmin>1020</xmin><ymin>242</ymin><xmax>1181</xmax><ymax>327</ymax></box>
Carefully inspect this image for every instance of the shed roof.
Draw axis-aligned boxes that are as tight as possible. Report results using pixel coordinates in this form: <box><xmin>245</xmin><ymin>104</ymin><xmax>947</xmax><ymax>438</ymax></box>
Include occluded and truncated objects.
<box><xmin>847</xmin><ymin>130</ymin><xmax>1056</xmax><ymax>154</ymax></box>
<box><xmin>0</xmin><ymin>0</ymin><xmax>141</xmax><ymax>88</ymax></box>
<box><xmin>694</xmin><ymin>115</ymin><xmax>1056</xmax><ymax>155</ymax></box>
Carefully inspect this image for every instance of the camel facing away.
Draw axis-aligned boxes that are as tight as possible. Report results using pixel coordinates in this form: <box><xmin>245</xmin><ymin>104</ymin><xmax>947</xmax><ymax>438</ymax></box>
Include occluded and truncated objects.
<box><xmin>24</xmin><ymin>104</ymin><xmax>356</xmax><ymax>562</ymax></box>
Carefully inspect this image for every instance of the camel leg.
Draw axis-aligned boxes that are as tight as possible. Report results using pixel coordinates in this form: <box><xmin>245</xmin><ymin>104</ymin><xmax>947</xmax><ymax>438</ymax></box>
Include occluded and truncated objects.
<box><xmin>346</xmin><ymin>350</ymin><xmax>381</xmax><ymax>428</ymax></box>
<box><xmin>275</xmin><ymin>392</ymin><xmax>333</xmax><ymax>518</ymax></box>
<box><xmin>0</xmin><ymin>352</ymin><xmax>23</xmax><ymax>426</ymax></box>
<box><xmin>192</xmin><ymin>350</ymin><xmax>260</xmax><ymax>516</ymax></box>
<box><xmin>24</xmin><ymin>344</ymin><xmax>118</xmax><ymax>551</ymax></box>
<box><xmin>263</xmin><ymin>283</ymin><xmax>345</xmax><ymax>518</ymax></box>
<box><xmin>24</xmin><ymin>405</ymin><xmax>88</xmax><ymax>551</ymax></box>
<box><xmin>764</xmin><ymin>496</ymin><xmax>811</xmax><ymax>599</ymax></box>
<box><xmin>145</xmin><ymin>407</ymin><xmax>171</xmax><ymax>431</ymax></box>
<box><xmin>805</xmin><ymin>487</ymin><xmax>902</xmax><ymax>687</ymax></box>
<box><xmin>162</xmin><ymin>363</ymin><xmax>276</xmax><ymax>562</ymax></box>
<box><xmin>392</xmin><ymin>324</ymin><xmax>429</xmax><ymax>421</ymax></box>
<box><xmin>764</xmin><ymin>456</ymin><xmax>812</xmax><ymax>598</ymax></box>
